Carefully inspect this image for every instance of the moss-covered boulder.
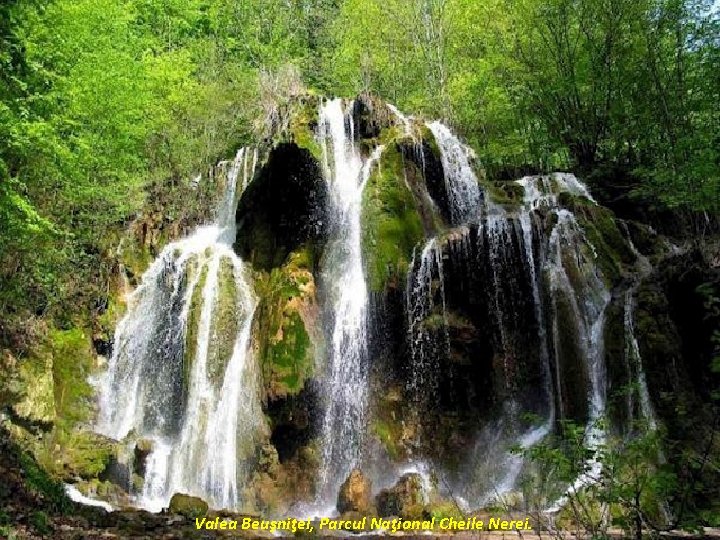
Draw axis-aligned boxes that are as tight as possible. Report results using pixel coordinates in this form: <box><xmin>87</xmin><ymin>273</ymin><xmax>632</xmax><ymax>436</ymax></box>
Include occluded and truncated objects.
<box><xmin>375</xmin><ymin>474</ymin><xmax>425</xmax><ymax>519</ymax></box>
<box><xmin>168</xmin><ymin>493</ymin><xmax>209</xmax><ymax>517</ymax></box>
<box><xmin>337</xmin><ymin>469</ymin><xmax>372</xmax><ymax>514</ymax></box>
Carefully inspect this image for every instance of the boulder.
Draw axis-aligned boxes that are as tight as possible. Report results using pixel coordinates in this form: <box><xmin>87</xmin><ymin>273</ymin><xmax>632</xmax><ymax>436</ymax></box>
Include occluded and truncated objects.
<box><xmin>375</xmin><ymin>473</ymin><xmax>425</xmax><ymax>519</ymax></box>
<box><xmin>133</xmin><ymin>438</ymin><xmax>154</xmax><ymax>478</ymax></box>
<box><xmin>337</xmin><ymin>469</ymin><xmax>372</xmax><ymax>513</ymax></box>
<box><xmin>168</xmin><ymin>493</ymin><xmax>208</xmax><ymax>518</ymax></box>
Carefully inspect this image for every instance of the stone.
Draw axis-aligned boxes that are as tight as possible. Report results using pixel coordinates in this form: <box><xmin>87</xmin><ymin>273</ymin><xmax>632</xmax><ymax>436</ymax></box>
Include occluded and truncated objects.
<box><xmin>375</xmin><ymin>473</ymin><xmax>425</xmax><ymax>519</ymax></box>
<box><xmin>337</xmin><ymin>469</ymin><xmax>372</xmax><ymax>514</ymax></box>
<box><xmin>168</xmin><ymin>493</ymin><xmax>208</xmax><ymax>518</ymax></box>
<box><xmin>133</xmin><ymin>438</ymin><xmax>154</xmax><ymax>478</ymax></box>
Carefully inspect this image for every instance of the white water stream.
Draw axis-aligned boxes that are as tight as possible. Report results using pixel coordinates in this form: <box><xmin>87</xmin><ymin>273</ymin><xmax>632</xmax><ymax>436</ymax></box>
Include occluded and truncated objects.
<box><xmin>96</xmin><ymin>149</ymin><xmax>263</xmax><ymax>511</ymax></box>
<box><xmin>316</xmin><ymin>98</ymin><xmax>386</xmax><ymax>502</ymax></box>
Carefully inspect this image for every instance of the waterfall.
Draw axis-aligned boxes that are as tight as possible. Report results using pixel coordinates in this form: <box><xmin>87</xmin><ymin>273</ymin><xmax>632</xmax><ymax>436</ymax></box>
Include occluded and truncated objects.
<box><xmin>622</xmin><ymin>228</ymin><xmax>658</xmax><ymax>432</ymax></box>
<box><xmin>96</xmin><ymin>148</ymin><xmax>263</xmax><ymax>511</ymax></box>
<box><xmin>516</xmin><ymin>174</ymin><xmax>611</xmax><ymax>508</ymax></box>
<box><xmin>405</xmin><ymin>238</ymin><xmax>449</xmax><ymax>411</ymax></box>
<box><xmin>316</xmin><ymin>98</ymin><xmax>383</xmax><ymax>501</ymax></box>
<box><xmin>426</xmin><ymin>122</ymin><xmax>482</xmax><ymax>224</ymax></box>
<box><xmin>624</xmin><ymin>289</ymin><xmax>658</xmax><ymax>431</ymax></box>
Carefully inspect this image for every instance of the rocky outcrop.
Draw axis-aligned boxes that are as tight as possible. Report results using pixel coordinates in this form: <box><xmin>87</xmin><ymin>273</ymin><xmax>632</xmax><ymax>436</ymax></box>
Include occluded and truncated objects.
<box><xmin>168</xmin><ymin>493</ymin><xmax>209</xmax><ymax>517</ymax></box>
<box><xmin>375</xmin><ymin>473</ymin><xmax>425</xmax><ymax>519</ymax></box>
<box><xmin>337</xmin><ymin>469</ymin><xmax>372</xmax><ymax>514</ymax></box>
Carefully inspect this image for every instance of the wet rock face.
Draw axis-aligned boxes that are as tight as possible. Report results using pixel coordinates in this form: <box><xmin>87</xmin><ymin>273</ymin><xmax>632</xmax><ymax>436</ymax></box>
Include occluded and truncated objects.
<box><xmin>337</xmin><ymin>469</ymin><xmax>372</xmax><ymax>513</ymax></box>
<box><xmin>634</xmin><ymin>250</ymin><xmax>720</xmax><ymax>515</ymax></box>
<box><xmin>438</xmin><ymin>223</ymin><xmax>546</xmax><ymax>418</ymax></box>
<box><xmin>351</xmin><ymin>94</ymin><xmax>393</xmax><ymax>140</ymax></box>
<box><xmin>400</xmin><ymin>139</ymin><xmax>449</xmax><ymax>227</ymax></box>
<box><xmin>235</xmin><ymin>143</ymin><xmax>327</xmax><ymax>271</ymax></box>
<box><xmin>637</xmin><ymin>251</ymin><xmax>720</xmax><ymax>428</ymax></box>
<box><xmin>375</xmin><ymin>473</ymin><xmax>425</xmax><ymax>519</ymax></box>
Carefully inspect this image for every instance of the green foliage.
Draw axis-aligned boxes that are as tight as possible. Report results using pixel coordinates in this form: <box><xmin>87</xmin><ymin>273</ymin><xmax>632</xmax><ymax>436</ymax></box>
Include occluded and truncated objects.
<box><xmin>325</xmin><ymin>0</ymin><xmax>719</xmax><ymax>211</ymax></box>
<box><xmin>18</xmin><ymin>448</ymin><xmax>72</xmax><ymax>514</ymax></box>
<box><xmin>0</xmin><ymin>0</ymin><xmax>334</xmax><ymax>330</ymax></box>
<box><xmin>361</xmin><ymin>145</ymin><xmax>424</xmax><ymax>292</ymax></box>
<box><xmin>29</xmin><ymin>511</ymin><xmax>51</xmax><ymax>535</ymax></box>
<box><xmin>521</xmin><ymin>419</ymin><xmax>678</xmax><ymax>537</ymax></box>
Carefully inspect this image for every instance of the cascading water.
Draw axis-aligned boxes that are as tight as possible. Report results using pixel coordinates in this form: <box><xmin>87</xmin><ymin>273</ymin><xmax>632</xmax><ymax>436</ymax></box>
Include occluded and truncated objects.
<box><xmin>518</xmin><ymin>174</ymin><xmax>611</xmax><ymax>507</ymax></box>
<box><xmin>96</xmin><ymin>148</ymin><xmax>263</xmax><ymax>511</ymax></box>
<box><xmin>89</xmin><ymin>100</ymin><xmax>637</xmax><ymax>518</ymax></box>
<box><xmin>316</xmin><ymin>98</ymin><xmax>384</xmax><ymax>501</ymax></box>
<box><xmin>405</xmin><ymin>238</ymin><xmax>449</xmax><ymax>411</ymax></box>
<box><xmin>427</xmin><ymin>122</ymin><xmax>483</xmax><ymax>224</ymax></box>
<box><xmin>624</xmin><ymin>289</ymin><xmax>658</xmax><ymax>431</ymax></box>
<box><xmin>622</xmin><ymin>229</ymin><xmax>659</xmax><ymax>431</ymax></box>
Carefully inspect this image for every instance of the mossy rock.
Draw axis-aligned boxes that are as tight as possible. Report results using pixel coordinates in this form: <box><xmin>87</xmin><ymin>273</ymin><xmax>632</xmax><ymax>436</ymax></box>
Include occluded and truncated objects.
<box><xmin>55</xmin><ymin>431</ymin><xmax>117</xmax><ymax>480</ymax></box>
<box><xmin>352</xmin><ymin>93</ymin><xmax>395</xmax><ymax>141</ymax></box>
<box><xmin>168</xmin><ymin>493</ymin><xmax>209</xmax><ymax>518</ymax></box>
<box><xmin>425</xmin><ymin>500</ymin><xmax>464</xmax><ymax>521</ymax></box>
<box><xmin>370</xmin><ymin>384</ymin><xmax>412</xmax><ymax>462</ymax></box>
<box><xmin>13</xmin><ymin>348</ymin><xmax>55</xmax><ymax>425</ymax></box>
<box><xmin>254</xmin><ymin>248</ymin><xmax>318</xmax><ymax>400</ymax></box>
<box><xmin>375</xmin><ymin>474</ymin><xmax>425</xmax><ymax>519</ymax></box>
<box><xmin>182</xmin><ymin>256</ymin><xmax>208</xmax><ymax>394</ymax></box>
<box><xmin>361</xmin><ymin>144</ymin><xmax>425</xmax><ymax>292</ymax></box>
<box><xmin>207</xmin><ymin>257</ymin><xmax>241</xmax><ymax>385</ymax></box>
<box><xmin>287</xmin><ymin>97</ymin><xmax>323</xmax><ymax>162</ymax></box>
<box><xmin>560</xmin><ymin>193</ymin><xmax>636</xmax><ymax>285</ymax></box>
<box><xmin>551</xmin><ymin>291</ymin><xmax>590</xmax><ymax>424</ymax></box>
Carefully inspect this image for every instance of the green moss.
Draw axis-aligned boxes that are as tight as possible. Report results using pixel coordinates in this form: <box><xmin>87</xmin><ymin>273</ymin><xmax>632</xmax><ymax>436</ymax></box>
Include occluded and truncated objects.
<box><xmin>48</xmin><ymin>329</ymin><xmax>94</xmax><ymax>428</ymax></box>
<box><xmin>378</xmin><ymin>125</ymin><xmax>405</xmax><ymax>146</ymax></box>
<box><xmin>287</xmin><ymin>98</ymin><xmax>323</xmax><ymax>162</ymax></box>
<box><xmin>372</xmin><ymin>419</ymin><xmax>400</xmax><ymax>461</ymax></box>
<box><xmin>561</xmin><ymin>193</ymin><xmax>637</xmax><ymax>286</ymax></box>
<box><xmin>254</xmin><ymin>248</ymin><xmax>317</xmax><ymax>399</ymax></box>
<box><xmin>420</xmin><ymin>313</ymin><xmax>446</xmax><ymax>331</ymax></box>
<box><xmin>206</xmin><ymin>257</ymin><xmax>239</xmax><ymax>386</ymax></box>
<box><xmin>183</xmin><ymin>258</ymin><xmax>208</xmax><ymax>392</ymax></box>
<box><xmin>361</xmin><ymin>145</ymin><xmax>425</xmax><ymax>292</ymax></box>
<box><xmin>480</xmin><ymin>178</ymin><xmax>524</xmax><ymax>208</ymax></box>
<box><xmin>426</xmin><ymin>501</ymin><xmax>464</xmax><ymax>521</ymax></box>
